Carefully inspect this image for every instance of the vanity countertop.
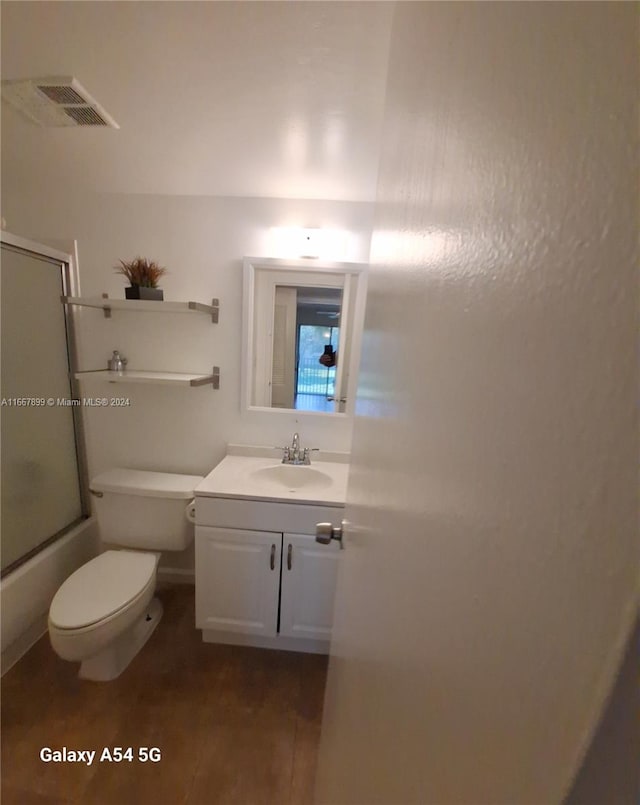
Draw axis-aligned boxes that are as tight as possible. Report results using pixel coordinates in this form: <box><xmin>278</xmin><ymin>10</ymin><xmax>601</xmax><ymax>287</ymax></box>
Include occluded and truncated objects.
<box><xmin>195</xmin><ymin>448</ymin><xmax>349</xmax><ymax>506</ymax></box>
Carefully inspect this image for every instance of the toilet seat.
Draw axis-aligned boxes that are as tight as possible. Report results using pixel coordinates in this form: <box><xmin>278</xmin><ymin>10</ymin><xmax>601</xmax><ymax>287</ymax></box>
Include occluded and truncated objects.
<box><xmin>50</xmin><ymin>576</ymin><xmax>156</xmax><ymax>636</ymax></box>
<box><xmin>49</xmin><ymin>550</ymin><xmax>157</xmax><ymax>630</ymax></box>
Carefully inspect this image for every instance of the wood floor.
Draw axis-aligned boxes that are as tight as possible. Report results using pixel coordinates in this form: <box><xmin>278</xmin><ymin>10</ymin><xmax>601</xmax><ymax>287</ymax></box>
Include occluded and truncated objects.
<box><xmin>1</xmin><ymin>584</ymin><xmax>328</xmax><ymax>805</ymax></box>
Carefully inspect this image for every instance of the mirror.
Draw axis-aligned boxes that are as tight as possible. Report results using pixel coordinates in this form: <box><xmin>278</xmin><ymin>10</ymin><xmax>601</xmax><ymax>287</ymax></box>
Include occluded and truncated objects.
<box><xmin>242</xmin><ymin>257</ymin><xmax>367</xmax><ymax>415</ymax></box>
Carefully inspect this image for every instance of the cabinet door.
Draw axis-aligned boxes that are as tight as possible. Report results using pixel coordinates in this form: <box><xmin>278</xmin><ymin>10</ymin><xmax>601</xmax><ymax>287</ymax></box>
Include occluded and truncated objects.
<box><xmin>279</xmin><ymin>533</ymin><xmax>341</xmax><ymax>641</ymax></box>
<box><xmin>195</xmin><ymin>526</ymin><xmax>281</xmax><ymax>636</ymax></box>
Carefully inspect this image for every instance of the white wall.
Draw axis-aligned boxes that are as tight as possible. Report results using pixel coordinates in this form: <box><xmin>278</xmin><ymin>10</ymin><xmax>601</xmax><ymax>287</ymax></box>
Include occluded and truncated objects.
<box><xmin>3</xmin><ymin>193</ymin><xmax>373</xmax><ymax>475</ymax></box>
<box><xmin>317</xmin><ymin>3</ymin><xmax>638</xmax><ymax>804</ymax></box>
<box><xmin>3</xmin><ymin>191</ymin><xmax>373</xmax><ymax>571</ymax></box>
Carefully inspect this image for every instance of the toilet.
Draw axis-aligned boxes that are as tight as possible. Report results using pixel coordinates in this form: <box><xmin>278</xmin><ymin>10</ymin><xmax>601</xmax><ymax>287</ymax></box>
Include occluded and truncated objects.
<box><xmin>48</xmin><ymin>468</ymin><xmax>203</xmax><ymax>681</ymax></box>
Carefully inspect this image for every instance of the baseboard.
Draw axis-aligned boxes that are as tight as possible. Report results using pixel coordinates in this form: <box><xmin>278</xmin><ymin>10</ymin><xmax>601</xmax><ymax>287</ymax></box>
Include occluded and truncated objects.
<box><xmin>157</xmin><ymin>567</ymin><xmax>195</xmax><ymax>585</ymax></box>
<box><xmin>201</xmin><ymin>628</ymin><xmax>329</xmax><ymax>655</ymax></box>
<box><xmin>1</xmin><ymin>613</ymin><xmax>48</xmax><ymax>676</ymax></box>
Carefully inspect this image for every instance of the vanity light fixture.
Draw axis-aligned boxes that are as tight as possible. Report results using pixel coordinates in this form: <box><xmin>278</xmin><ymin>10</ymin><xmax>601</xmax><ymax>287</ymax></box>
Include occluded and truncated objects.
<box><xmin>268</xmin><ymin>227</ymin><xmax>349</xmax><ymax>260</ymax></box>
<box><xmin>299</xmin><ymin>229</ymin><xmax>321</xmax><ymax>258</ymax></box>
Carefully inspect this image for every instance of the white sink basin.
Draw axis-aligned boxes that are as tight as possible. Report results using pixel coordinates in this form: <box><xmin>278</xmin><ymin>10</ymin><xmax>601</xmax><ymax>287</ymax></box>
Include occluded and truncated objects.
<box><xmin>250</xmin><ymin>464</ymin><xmax>333</xmax><ymax>490</ymax></box>
<box><xmin>195</xmin><ymin>449</ymin><xmax>349</xmax><ymax>505</ymax></box>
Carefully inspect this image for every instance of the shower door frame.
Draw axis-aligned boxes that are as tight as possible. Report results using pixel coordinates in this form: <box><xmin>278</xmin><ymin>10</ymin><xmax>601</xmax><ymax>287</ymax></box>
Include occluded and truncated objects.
<box><xmin>0</xmin><ymin>231</ymin><xmax>91</xmax><ymax>577</ymax></box>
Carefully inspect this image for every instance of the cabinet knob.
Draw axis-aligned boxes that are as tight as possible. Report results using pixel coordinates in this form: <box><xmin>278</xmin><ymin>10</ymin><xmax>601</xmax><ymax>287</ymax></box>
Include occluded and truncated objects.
<box><xmin>270</xmin><ymin>544</ymin><xmax>276</xmax><ymax>570</ymax></box>
<box><xmin>316</xmin><ymin>521</ymin><xmax>345</xmax><ymax>549</ymax></box>
<box><xmin>287</xmin><ymin>543</ymin><xmax>293</xmax><ymax>570</ymax></box>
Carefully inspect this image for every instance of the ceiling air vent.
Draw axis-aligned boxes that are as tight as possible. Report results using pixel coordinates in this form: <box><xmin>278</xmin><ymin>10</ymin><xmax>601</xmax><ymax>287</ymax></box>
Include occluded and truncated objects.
<box><xmin>1</xmin><ymin>76</ymin><xmax>119</xmax><ymax>128</ymax></box>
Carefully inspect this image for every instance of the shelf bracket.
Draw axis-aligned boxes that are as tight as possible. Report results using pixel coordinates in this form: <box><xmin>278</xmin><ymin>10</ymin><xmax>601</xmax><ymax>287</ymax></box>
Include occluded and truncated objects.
<box><xmin>101</xmin><ymin>292</ymin><xmax>111</xmax><ymax>319</ymax></box>
<box><xmin>187</xmin><ymin>298</ymin><xmax>219</xmax><ymax>323</ymax></box>
<box><xmin>189</xmin><ymin>366</ymin><xmax>220</xmax><ymax>390</ymax></box>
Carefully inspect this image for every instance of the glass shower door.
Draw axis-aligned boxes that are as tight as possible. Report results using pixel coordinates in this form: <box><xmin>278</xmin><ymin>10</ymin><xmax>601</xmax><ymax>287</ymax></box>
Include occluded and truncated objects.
<box><xmin>1</xmin><ymin>240</ymin><xmax>86</xmax><ymax>575</ymax></box>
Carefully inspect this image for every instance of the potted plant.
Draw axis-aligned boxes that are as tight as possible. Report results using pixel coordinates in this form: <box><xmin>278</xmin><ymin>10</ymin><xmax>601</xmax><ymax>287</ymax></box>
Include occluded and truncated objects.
<box><xmin>115</xmin><ymin>257</ymin><xmax>167</xmax><ymax>301</ymax></box>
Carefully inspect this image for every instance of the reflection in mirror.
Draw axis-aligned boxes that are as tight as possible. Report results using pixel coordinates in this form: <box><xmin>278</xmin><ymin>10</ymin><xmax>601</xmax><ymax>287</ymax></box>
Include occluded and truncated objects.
<box><xmin>272</xmin><ymin>286</ymin><xmax>342</xmax><ymax>412</ymax></box>
<box><xmin>242</xmin><ymin>258</ymin><xmax>367</xmax><ymax>416</ymax></box>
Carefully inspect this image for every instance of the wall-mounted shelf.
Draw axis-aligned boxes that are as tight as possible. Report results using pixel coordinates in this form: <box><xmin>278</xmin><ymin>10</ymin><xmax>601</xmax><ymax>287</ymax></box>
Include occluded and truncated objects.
<box><xmin>75</xmin><ymin>367</ymin><xmax>220</xmax><ymax>390</ymax></box>
<box><xmin>62</xmin><ymin>295</ymin><xmax>219</xmax><ymax>323</ymax></box>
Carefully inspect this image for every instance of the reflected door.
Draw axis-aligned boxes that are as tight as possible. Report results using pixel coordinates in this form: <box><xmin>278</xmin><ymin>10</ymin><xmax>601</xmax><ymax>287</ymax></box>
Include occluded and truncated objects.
<box><xmin>271</xmin><ymin>286</ymin><xmax>297</xmax><ymax>408</ymax></box>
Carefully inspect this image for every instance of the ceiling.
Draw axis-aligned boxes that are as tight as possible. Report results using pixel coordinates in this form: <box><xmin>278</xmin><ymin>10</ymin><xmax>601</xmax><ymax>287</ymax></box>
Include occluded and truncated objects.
<box><xmin>1</xmin><ymin>1</ymin><xmax>393</xmax><ymax>201</ymax></box>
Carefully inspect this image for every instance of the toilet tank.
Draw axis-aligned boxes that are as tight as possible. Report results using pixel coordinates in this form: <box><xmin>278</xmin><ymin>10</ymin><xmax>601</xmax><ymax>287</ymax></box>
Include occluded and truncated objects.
<box><xmin>90</xmin><ymin>469</ymin><xmax>204</xmax><ymax>551</ymax></box>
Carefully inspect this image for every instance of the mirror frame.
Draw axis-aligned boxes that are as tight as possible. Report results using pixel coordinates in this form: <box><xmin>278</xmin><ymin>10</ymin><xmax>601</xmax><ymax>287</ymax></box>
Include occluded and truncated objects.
<box><xmin>241</xmin><ymin>256</ymin><xmax>368</xmax><ymax>417</ymax></box>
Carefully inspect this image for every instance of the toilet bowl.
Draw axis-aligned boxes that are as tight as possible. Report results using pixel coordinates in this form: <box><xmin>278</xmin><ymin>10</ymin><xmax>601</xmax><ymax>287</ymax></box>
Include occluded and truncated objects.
<box><xmin>48</xmin><ymin>468</ymin><xmax>204</xmax><ymax>681</ymax></box>
<box><xmin>49</xmin><ymin>550</ymin><xmax>160</xmax><ymax>681</ymax></box>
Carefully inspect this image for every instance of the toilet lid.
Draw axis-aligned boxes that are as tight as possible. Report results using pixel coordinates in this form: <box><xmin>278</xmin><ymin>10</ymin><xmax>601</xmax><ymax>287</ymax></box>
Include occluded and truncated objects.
<box><xmin>91</xmin><ymin>468</ymin><xmax>204</xmax><ymax>499</ymax></box>
<box><xmin>49</xmin><ymin>551</ymin><xmax>156</xmax><ymax>630</ymax></box>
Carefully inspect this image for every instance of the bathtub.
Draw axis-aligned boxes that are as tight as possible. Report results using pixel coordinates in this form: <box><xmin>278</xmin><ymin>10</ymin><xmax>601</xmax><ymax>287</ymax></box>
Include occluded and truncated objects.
<box><xmin>1</xmin><ymin>517</ymin><xmax>99</xmax><ymax>673</ymax></box>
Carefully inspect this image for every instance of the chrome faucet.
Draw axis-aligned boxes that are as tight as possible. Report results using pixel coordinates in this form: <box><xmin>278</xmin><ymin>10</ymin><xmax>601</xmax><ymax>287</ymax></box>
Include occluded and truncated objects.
<box><xmin>281</xmin><ymin>432</ymin><xmax>319</xmax><ymax>465</ymax></box>
<box><xmin>291</xmin><ymin>432</ymin><xmax>300</xmax><ymax>460</ymax></box>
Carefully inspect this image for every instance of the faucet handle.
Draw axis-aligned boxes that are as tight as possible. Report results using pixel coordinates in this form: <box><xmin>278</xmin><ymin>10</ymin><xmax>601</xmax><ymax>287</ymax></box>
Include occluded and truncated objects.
<box><xmin>274</xmin><ymin>446</ymin><xmax>291</xmax><ymax>463</ymax></box>
<box><xmin>302</xmin><ymin>447</ymin><xmax>320</xmax><ymax>465</ymax></box>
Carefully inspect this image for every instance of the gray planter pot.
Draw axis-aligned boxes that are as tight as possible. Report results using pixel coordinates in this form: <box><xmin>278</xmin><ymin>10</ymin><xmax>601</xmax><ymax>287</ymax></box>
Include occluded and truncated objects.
<box><xmin>125</xmin><ymin>285</ymin><xmax>164</xmax><ymax>301</ymax></box>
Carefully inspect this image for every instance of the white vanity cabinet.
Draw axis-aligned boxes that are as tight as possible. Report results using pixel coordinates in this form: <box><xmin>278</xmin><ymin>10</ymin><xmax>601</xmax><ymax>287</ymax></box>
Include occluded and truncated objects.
<box><xmin>194</xmin><ymin>496</ymin><xmax>343</xmax><ymax>653</ymax></box>
<box><xmin>195</xmin><ymin>527</ymin><xmax>281</xmax><ymax>638</ymax></box>
<box><xmin>279</xmin><ymin>533</ymin><xmax>340</xmax><ymax>641</ymax></box>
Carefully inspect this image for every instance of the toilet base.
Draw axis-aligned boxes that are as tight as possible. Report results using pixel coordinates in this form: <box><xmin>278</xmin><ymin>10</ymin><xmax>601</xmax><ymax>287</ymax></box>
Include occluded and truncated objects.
<box><xmin>79</xmin><ymin>597</ymin><xmax>163</xmax><ymax>681</ymax></box>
